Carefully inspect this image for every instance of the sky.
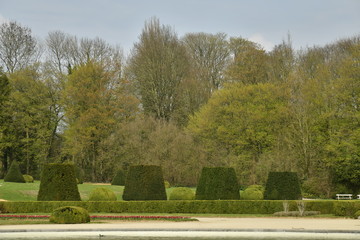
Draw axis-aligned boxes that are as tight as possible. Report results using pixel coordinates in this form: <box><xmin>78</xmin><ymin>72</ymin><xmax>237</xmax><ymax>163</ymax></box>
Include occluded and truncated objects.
<box><xmin>0</xmin><ymin>0</ymin><xmax>359</xmax><ymax>55</ymax></box>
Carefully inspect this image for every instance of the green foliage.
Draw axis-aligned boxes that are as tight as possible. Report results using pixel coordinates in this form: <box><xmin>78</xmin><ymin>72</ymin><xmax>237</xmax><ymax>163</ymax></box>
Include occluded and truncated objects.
<box><xmin>88</xmin><ymin>188</ymin><xmax>117</xmax><ymax>201</ymax></box>
<box><xmin>195</xmin><ymin>167</ymin><xmax>240</xmax><ymax>200</ymax></box>
<box><xmin>333</xmin><ymin>201</ymin><xmax>360</xmax><ymax>217</ymax></box>
<box><xmin>354</xmin><ymin>210</ymin><xmax>360</xmax><ymax>219</ymax></box>
<box><xmin>111</xmin><ymin>169</ymin><xmax>126</xmax><ymax>186</ymax></box>
<box><xmin>37</xmin><ymin>163</ymin><xmax>81</xmax><ymax>201</ymax></box>
<box><xmin>49</xmin><ymin>206</ymin><xmax>90</xmax><ymax>224</ymax></box>
<box><xmin>264</xmin><ymin>172</ymin><xmax>302</xmax><ymax>200</ymax></box>
<box><xmin>241</xmin><ymin>185</ymin><xmax>264</xmax><ymax>200</ymax></box>
<box><xmin>22</xmin><ymin>174</ymin><xmax>34</xmax><ymax>183</ymax></box>
<box><xmin>123</xmin><ymin>165</ymin><xmax>167</xmax><ymax>201</ymax></box>
<box><xmin>169</xmin><ymin>187</ymin><xmax>195</xmax><ymax>200</ymax></box>
<box><xmin>164</xmin><ymin>181</ymin><xmax>171</xmax><ymax>188</ymax></box>
<box><xmin>4</xmin><ymin>161</ymin><xmax>25</xmax><ymax>183</ymax></box>
<box><xmin>0</xmin><ymin>200</ymin><xmax>338</xmax><ymax>215</ymax></box>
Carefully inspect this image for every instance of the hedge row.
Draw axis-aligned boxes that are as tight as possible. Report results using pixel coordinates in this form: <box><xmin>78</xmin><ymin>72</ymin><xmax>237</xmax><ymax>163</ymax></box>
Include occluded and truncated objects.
<box><xmin>1</xmin><ymin>200</ymin><xmax>355</xmax><ymax>215</ymax></box>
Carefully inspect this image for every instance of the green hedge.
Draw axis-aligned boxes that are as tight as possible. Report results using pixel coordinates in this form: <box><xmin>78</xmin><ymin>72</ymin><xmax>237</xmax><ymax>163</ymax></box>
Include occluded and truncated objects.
<box><xmin>123</xmin><ymin>165</ymin><xmax>167</xmax><ymax>201</ymax></box>
<box><xmin>37</xmin><ymin>163</ymin><xmax>81</xmax><ymax>201</ymax></box>
<box><xmin>264</xmin><ymin>172</ymin><xmax>302</xmax><ymax>200</ymax></box>
<box><xmin>111</xmin><ymin>169</ymin><xmax>126</xmax><ymax>186</ymax></box>
<box><xmin>196</xmin><ymin>167</ymin><xmax>240</xmax><ymax>200</ymax></box>
<box><xmin>0</xmin><ymin>200</ymin><xmax>343</xmax><ymax>215</ymax></box>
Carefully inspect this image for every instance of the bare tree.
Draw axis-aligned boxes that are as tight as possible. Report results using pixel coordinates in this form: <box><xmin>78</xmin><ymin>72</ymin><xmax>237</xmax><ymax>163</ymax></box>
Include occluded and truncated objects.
<box><xmin>0</xmin><ymin>21</ymin><xmax>39</xmax><ymax>73</ymax></box>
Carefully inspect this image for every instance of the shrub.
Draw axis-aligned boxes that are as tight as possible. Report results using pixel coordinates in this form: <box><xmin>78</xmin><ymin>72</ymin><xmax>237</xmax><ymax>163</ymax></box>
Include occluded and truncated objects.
<box><xmin>88</xmin><ymin>188</ymin><xmax>117</xmax><ymax>201</ymax></box>
<box><xmin>169</xmin><ymin>187</ymin><xmax>195</xmax><ymax>200</ymax></box>
<box><xmin>50</xmin><ymin>206</ymin><xmax>90</xmax><ymax>224</ymax></box>
<box><xmin>4</xmin><ymin>161</ymin><xmax>25</xmax><ymax>183</ymax></box>
<box><xmin>354</xmin><ymin>210</ymin><xmax>360</xmax><ymax>219</ymax></box>
<box><xmin>195</xmin><ymin>167</ymin><xmax>240</xmax><ymax>200</ymax></box>
<box><xmin>123</xmin><ymin>165</ymin><xmax>167</xmax><ymax>201</ymax></box>
<box><xmin>111</xmin><ymin>169</ymin><xmax>126</xmax><ymax>186</ymax></box>
<box><xmin>164</xmin><ymin>180</ymin><xmax>171</xmax><ymax>188</ymax></box>
<box><xmin>37</xmin><ymin>163</ymin><xmax>81</xmax><ymax>201</ymax></box>
<box><xmin>241</xmin><ymin>185</ymin><xmax>264</xmax><ymax>200</ymax></box>
<box><xmin>264</xmin><ymin>172</ymin><xmax>302</xmax><ymax>200</ymax></box>
<box><xmin>334</xmin><ymin>201</ymin><xmax>360</xmax><ymax>217</ymax></box>
<box><xmin>23</xmin><ymin>174</ymin><xmax>34</xmax><ymax>183</ymax></box>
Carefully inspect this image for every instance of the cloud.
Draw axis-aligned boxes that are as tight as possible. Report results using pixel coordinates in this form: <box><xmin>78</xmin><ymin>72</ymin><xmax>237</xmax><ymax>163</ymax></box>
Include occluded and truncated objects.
<box><xmin>249</xmin><ymin>34</ymin><xmax>274</xmax><ymax>52</ymax></box>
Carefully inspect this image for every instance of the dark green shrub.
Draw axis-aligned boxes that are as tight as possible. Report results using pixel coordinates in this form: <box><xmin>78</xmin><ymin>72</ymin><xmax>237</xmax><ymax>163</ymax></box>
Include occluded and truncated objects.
<box><xmin>264</xmin><ymin>172</ymin><xmax>302</xmax><ymax>200</ymax></box>
<box><xmin>169</xmin><ymin>187</ymin><xmax>195</xmax><ymax>200</ymax></box>
<box><xmin>195</xmin><ymin>167</ymin><xmax>240</xmax><ymax>200</ymax></box>
<box><xmin>37</xmin><ymin>163</ymin><xmax>81</xmax><ymax>201</ymax></box>
<box><xmin>4</xmin><ymin>161</ymin><xmax>25</xmax><ymax>183</ymax></box>
<box><xmin>123</xmin><ymin>165</ymin><xmax>167</xmax><ymax>201</ymax></box>
<box><xmin>88</xmin><ymin>188</ymin><xmax>117</xmax><ymax>201</ymax></box>
<box><xmin>111</xmin><ymin>169</ymin><xmax>126</xmax><ymax>186</ymax></box>
<box><xmin>50</xmin><ymin>206</ymin><xmax>90</xmax><ymax>224</ymax></box>
<box><xmin>241</xmin><ymin>185</ymin><xmax>264</xmax><ymax>200</ymax></box>
<box><xmin>23</xmin><ymin>174</ymin><xmax>34</xmax><ymax>183</ymax></box>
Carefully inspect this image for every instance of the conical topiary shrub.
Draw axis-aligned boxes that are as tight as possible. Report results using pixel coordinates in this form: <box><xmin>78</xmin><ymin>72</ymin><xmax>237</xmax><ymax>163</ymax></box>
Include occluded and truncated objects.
<box><xmin>111</xmin><ymin>169</ymin><xmax>126</xmax><ymax>186</ymax></box>
<box><xmin>195</xmin><ymin>167</ymin><xmax>240</xmax><ymax>200</ymax></box>
<box><xmin>123</xmin><ymin>165</ymin><xmax>167</xmax><ymax>201</ymax></box>
<box><xmin>263</xmin><ymin>172</ymin><xmax>302</xmax><ymax>200</ymax></box>
<box><xmin>37</xmin><ymin>163</ymin><xmax>81</xmax><ymax>201</ymax></box>
<box><xmin>4</xmin><ymin>161</ymin><xmax>25</xmax><ymax>183</ymax></box>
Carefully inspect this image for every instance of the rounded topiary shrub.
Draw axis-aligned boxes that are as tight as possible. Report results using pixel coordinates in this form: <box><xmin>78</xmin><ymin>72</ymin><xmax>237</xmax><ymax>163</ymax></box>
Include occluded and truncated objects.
<box><xmin>37</xmin><ymin>163</ymin><xmax>81</xmax><ymax>201</ymax></box>
<box><xmin>241</xmin><ymin>185</ymin><xmax>264</xmax><ymax>200</ymax></box>
<box><xmin>50</xmin><ymin>206</ymin><xmax>90</xmax><ymax>224</ymax></box>
<box><xmin>169</xmin><ymin>187</ymin><xmax>195</xmax><ymax>200</ymax></box>
<box><xmin>23</xmin><ymin>174</ymin><xmax>34</xmax><ymax>183</ymax></box>
<box><xmin>88</xmin><ymin>187</ymin><xmax>117</xmax><ymax>201</ymax></box>
<box><xmin>111</xmin><ymin>169</ymin><xmax>126</xmax><ymax>186</ymax></box>
<box><xmin>195</xmin><ymin>167</ymin><xmax>240</xmax><ymax>200</ymax></box>
<box><xmin>264</xmin><ymin>172</ymin><xmax>302</xmax><ymax>200</ymax></box>
<box><xmin>4</xmin><ymin>161</ymin><xmax>25</xmax><ymax>183</ymax></box>
<box><xmin>123</xmin><ymin>165</ymin><xmax>167</xmax><ymax>201</ymax></box>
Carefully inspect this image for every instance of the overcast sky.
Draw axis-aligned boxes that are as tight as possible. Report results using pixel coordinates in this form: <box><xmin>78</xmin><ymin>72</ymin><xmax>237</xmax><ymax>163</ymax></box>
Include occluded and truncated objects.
<box><xmin>0</xmin><ymin>0</ymin><xmax>359</xmax><ymax>55</ymax></box>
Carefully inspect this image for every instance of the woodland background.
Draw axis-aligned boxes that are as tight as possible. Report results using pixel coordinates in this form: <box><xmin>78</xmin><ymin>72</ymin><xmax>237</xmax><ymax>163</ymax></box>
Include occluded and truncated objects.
<box><xmin>0</xmin><ymin>18</ymin><xmax>359</xmax><ymax>198</ymax></box>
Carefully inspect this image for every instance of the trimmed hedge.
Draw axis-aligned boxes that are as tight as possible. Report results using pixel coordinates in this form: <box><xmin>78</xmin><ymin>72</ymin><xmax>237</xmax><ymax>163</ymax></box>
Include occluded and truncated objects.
<box><xmin>111</xmin><ymin>169</ymin><xmax>126</xmax><ymax>186</ymax></box>
<box><xmin>50</xmin><ymin>206</ymin><xmax>90</xmax><ymax>224</ymax></box>
<box><xmin>4</xmin><ymin>161</ymin><xmax>25</xmax><ymax>183</ymax></box>
<box><xmin>196</xmin><ymin>167</ymin><xmax>240</xmax><ymax>200</ymax></box>
<box><xmin>264</xmin><ymin>172</ymin><xmax>302</xmax><ymax>200</ymax></box>
<box><xmin>88</xmin><ymin>188</ymin><xmax>117</xmax><ymax>201</ymax></box>
<box><xmin>37</xmin><ymin>163</ymin><xmax>81</xmax><ymax>201</ymax></box>
<box><xmin>0</xmin><ymin>200</ymin><xmax>339</xmax><ymax>215</ymax></box>
<box><xmin>123</xmin><ymin>165</ymin><xmax>167</xmax><ymax>201</ymax></box>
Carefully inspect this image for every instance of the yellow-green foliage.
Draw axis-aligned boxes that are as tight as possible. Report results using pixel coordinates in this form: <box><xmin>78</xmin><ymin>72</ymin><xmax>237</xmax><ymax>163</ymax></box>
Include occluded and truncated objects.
<box><xmin>88</xmin><ymin>188</ymin><xmax>117</xmax><ymax>201</ymax></box>
<box><xmin>164</xmin><ymin>181</ymin><xmax>171</xmax><ymax>188</ymax></box>
<box><xmin>241</xmin><ymin>185</ymin><xmax>264</xmax><ymax>200</ymax></box>
<box><xmin>23</xmin><ymin>175</ymin><xmax>34</xmax><ymax>183</ymax></box>
<box><xmin>169</xmin><ymin>187</ymin><xmax>195</xmax><ymax>200</ymax></box>
<box><xmin>50</xmin><ymin>206</ymin><xmax>90</xmax><ymax>224</ymax></box>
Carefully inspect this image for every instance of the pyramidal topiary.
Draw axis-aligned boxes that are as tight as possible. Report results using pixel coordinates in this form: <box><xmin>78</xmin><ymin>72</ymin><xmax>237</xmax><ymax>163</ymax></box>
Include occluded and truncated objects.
<box><xmin>4</xmin><ymin>161</ymin><xmax>25</xmax><ymax>183</ymax></box>
<box><xmin>195</xmin><ymin>167</ymin><xmax>240</xmax><ymax>200</ymax></box>
<box><xmin>263</xmin><ymin>172</ymin><xmax>302</xmax><ymax>200</ymax></box>
<box><xmin>111</xmin><ymin>169</ymin><xmax>126</xmax><ymax>186</ymax></box>
<box><xmin>37</xmin><ymin>163</ymin><xmax>81</xmax><ymax>201</ymax></box>
<box><xmin>123</xmin><ymin>165</ymin><xmax>167</xmax><ymax>201</ymax></box>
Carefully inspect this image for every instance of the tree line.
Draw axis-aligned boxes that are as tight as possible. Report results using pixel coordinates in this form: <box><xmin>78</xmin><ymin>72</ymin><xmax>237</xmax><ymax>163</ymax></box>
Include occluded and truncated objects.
<box><xmin>0</xmin><ymin>18</ymin><xmax>359</xmax><ymax>197</ymax></box>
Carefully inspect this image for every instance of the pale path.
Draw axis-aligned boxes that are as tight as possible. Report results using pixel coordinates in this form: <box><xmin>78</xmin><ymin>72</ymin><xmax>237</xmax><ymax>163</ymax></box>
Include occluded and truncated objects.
<box><xmin>0</xmin><ymin>217</ymin><xmax>360</xmax><ymax>239</ymax></box>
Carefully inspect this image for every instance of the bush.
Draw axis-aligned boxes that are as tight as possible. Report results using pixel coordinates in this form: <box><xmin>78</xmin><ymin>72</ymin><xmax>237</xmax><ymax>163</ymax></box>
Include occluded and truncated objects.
<box><xmin>123</xmin><ymin>165</ymin><xmax>167</xmax><ymax>201</ymax></box>
<box><xmin>169</xmin><ymin>187</ymin><xmax>195</xmax><ymax>200</ymax></box>
<box><xmin>164</xmin><ymin>180</ymin><xmax>171</xmax><ymax>188</ymax></box>
<box><xmin>23</xmin><ymin>174</ymin><xmax>34</xmax><ymax>183</ymax></box>
<box><xmin>354</xmin><ymin>210</ymin><xmax>360</xmax><ymax>219</ymax></box>
<box><xmin>50</xmin><ymin>206</ymin><xmax>90</xmax><ymax>224</ymax></box>
<box><xmin>333</xmin><ymin>201</ymin><xmax>360</xmax><ymax>217</ymax></box>
<box><xmin>195</xmin><ymin>167</ymin><xmax>240</xmax><ymax>200</ymax></box>
<box><xmin>4</xmin><ymin>161</ymin><xmax>25</xmax><ymax>183</ymax></box>
<box><xmin>264</xmin><ymin>172</ymin><xmax>302</xmax><ymax>200</ymax></box>
<box><xmin>37</xmin><ymin>163</ymin><xmax>81</xmax><ymax>201</ymax></box>
<box><xmin>241</xmin><ymin>185</ymin><xmax>264</xmax><ymax>200</ymax></box>
<box><xmin>88</xmin><ymin>188</ymin><xmax>117</xmax><ymax>201</ymax></box>
<box><xmin>111</xmin><ymin>169</ymin><xmax>126</xmax><ymax>186</ymax></box>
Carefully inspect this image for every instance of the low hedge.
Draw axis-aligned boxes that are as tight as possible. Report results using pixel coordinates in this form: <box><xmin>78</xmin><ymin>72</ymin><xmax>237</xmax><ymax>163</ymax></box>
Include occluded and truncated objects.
<box><xmin>0</xmin><ymin>200</ymin><xmax>346</xmax><ymax>215</ymax></box>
